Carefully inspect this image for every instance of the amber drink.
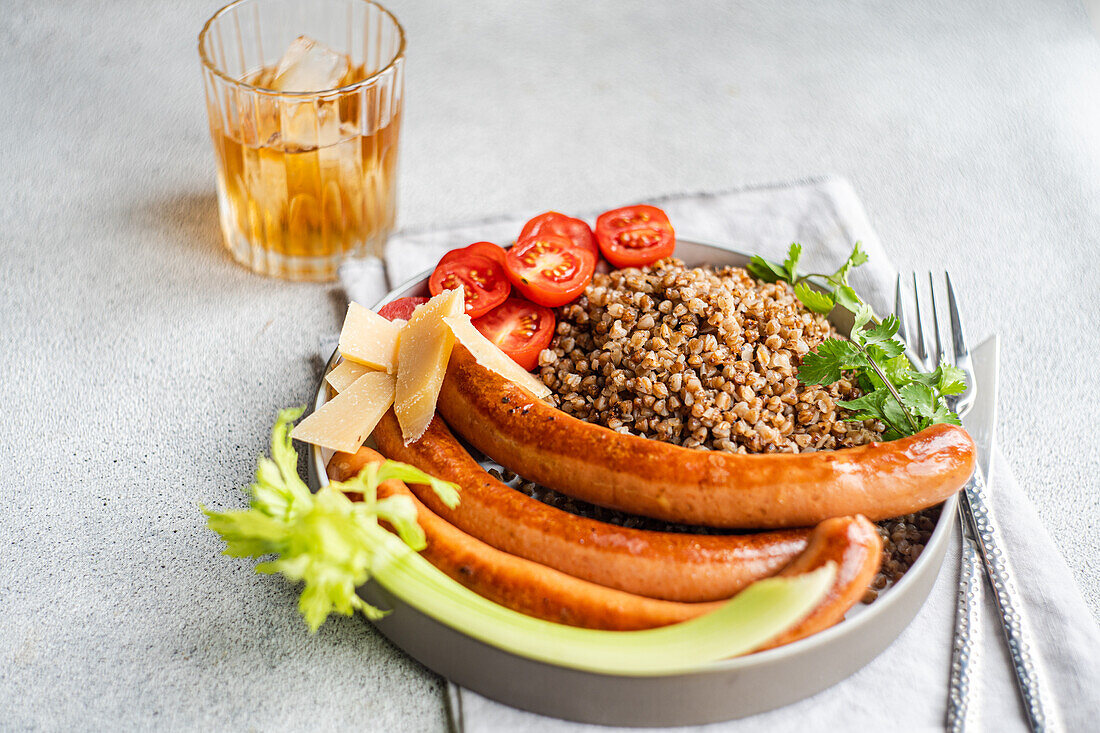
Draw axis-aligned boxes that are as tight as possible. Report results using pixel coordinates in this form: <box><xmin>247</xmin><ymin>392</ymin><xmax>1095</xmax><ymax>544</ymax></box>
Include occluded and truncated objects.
<box><xmin>199</xmin><ymin>0</ymin><xmax>405</xmax><ymax>280</ymax></box>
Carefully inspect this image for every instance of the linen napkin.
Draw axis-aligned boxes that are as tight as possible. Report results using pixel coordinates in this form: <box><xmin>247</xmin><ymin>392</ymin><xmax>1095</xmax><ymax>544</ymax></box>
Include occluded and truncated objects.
<box><xmin>338</xmin><ymin>178</ymin><xmax>1100</xmax><ymax>731</ymax></box>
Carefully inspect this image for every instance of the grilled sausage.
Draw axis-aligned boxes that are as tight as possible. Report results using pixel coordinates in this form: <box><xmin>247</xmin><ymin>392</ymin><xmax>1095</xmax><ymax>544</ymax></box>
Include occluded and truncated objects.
<box><xmin>330</xmin><ymin>449</ymin><xmax>880</xmax><ymax>642</ymax></box>
<box><xmin>336</xmin><ymin>412</ymin><xmax>809</xmax><ymax>603</ymax></box>
<box><xmin>345</xmin><ymin>447</ymin><xmax>722</xmax><ymax>630</ymax></box>
<box><xmin>758</xmin><ymin>514</ymin><xmax>882</xmax><ymax>650</ymax></box>
<box><xmin>436</xmin><ymin>344</ymin><xmax>975</xmax><ymax>528</ymax></box>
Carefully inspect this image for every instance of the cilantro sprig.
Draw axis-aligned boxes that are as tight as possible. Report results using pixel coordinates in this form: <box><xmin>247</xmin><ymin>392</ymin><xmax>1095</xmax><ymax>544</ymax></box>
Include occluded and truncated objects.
<box><xmin>749</xmin><ymin>244</ymin><xmax>964</xmax><ymax>440</ymax></box>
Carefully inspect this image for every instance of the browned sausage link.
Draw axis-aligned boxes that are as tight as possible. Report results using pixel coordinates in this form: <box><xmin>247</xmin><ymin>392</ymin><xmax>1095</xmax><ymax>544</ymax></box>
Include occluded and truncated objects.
<box><xmin>345</xmin><ymin>447</ymin><xmax>721</xmax><ymax>630</ymax></box>
<box><xmin>336</xmin><ymin>412</ymin><xmax>809</xmax><ymax>603</ymax></box>
<box><xmin>332</xmin><ymin>448</ymin><xmax>878</xmax><ymax>641</ymax></box>
<box><xmin>758</xmin><ymin>514</ymin><xmax>883</xmax><ymax>650</ymax></box>
<box><xmin>437</xmin><ymin>344</ymin><xmax>976</xmax><ymax>528</ymax></box>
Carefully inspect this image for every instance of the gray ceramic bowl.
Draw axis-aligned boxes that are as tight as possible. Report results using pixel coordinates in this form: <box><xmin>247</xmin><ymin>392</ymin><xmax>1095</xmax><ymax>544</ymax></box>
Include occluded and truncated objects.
<box><xmin>307</xmin><ymin>239</ymin><xmax>956</xmax><ymax>727</ymax></box>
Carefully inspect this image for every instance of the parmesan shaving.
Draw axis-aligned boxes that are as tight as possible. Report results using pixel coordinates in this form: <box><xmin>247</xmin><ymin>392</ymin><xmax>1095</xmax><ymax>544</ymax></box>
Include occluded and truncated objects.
<box><xmin>338</xmin><ymin>302</ymin><xmax>404</xmax><ymax>372</ymax></box>
<box><xmin>394</xmin><ymin>289</ymin><xmax>465</xmax><ymax>444</ymax></box>
<box><xmin>324</xmin><ymin>359</ymin><xmax>373</xmax><ymax>394</ymax></box>
<box><xmin>442</xmin><ymin>314</ymin><xmax>551</xmax><ymax>399</ymax></box>
<box><xmin>291</xmin><ymin>371</ymin><xmax>396</xmax><ymax>453</ymax></box>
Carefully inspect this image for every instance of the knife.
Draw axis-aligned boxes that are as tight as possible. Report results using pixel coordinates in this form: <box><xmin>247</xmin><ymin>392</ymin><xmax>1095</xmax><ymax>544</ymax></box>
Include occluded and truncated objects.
<box><xmin>957</xmin><ymin>335</ymin><xmax>1048</xmax><ymax>731</ymax></box>
<box><xmin>947</xmin><ymin>336</ymin><xmax>998</xmax><ymax>732</ymax></box>
<box><xmin>963</xmin><ymin>335</ymin><xmax>999</xmax><ymax>477</ymax></box>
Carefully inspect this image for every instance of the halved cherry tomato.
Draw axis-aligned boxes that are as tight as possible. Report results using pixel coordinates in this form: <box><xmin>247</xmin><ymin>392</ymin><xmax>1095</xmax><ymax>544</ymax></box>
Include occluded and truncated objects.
<box><xmin>518</xmin><ymin>212</ymin><xmax>598</xmax><ymax>257</ymax></box>
<box><xmin>594</xmin><ymin>205</ymin><xmax>675</xmax><ymax>269</ymax></box>
<box><xmin>504</xmin><ymin>234</ymin><xmax>596</xmax><ymax>308</ymax></box>
<box><xmin>429</xmin><ymin>254</ymin><xmax>511</xmax><ymax>318</ymax></box>
<box><xmin>439</xmin><ymin>241</ymin><xmax>507</xmax><ymax>269</ymax></box>
<box><xmin>472</xmin><ymin>297</ymin><xmax>555</xmax><ymax>371</ymax></box>
<box><xmin>377</xmin><ymin>296</ymin><xmax>429</xmax><ymax>321</ymax></box>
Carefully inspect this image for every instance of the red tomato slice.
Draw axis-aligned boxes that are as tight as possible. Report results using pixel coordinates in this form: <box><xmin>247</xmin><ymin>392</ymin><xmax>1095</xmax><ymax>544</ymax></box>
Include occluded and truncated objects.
<box><xmin>504</xmin><ymin>234</ymin><xmax>596</xmax><ymax>308</ymax></box>
<box><xmin>439</xmin><ymin>241</ymin><xmax>507</xmax><ymax>268</ymax></box>
<box><xmin>594</xmin><ymin>205</ymin><xmax>675</xmax><ymax>269</ymax></box>
<box><xmin>518</xmin><ymin>212</ymin><xmax>598</xmax><ymax>257</ymax></box>
<box><xmin>472</xmin><ymin>297</ymin><xmax>555</xmax><ymax>371</ymax></box>
<box><xmin>429</xmin><ymin>254</ymin><xmax>511</xmax><ymax>318</ymax></box>
<box><xmin>377</xmin><ymin>296</ymin><xmax>429</xmax><ymax>321</ymax></box>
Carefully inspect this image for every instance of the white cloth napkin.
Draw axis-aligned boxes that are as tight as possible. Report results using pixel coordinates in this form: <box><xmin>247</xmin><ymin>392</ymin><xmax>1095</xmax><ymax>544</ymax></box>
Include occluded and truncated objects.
<box><xmin>338</xmin><ymin>178</ymin><xmax>1100</xmax><ymax>731</ymax></box>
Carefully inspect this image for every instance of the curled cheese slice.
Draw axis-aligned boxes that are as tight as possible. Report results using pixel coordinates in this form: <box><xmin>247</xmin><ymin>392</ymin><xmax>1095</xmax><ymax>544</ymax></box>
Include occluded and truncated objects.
<box><xmin>291</xmin><ymin>371</ymin><xmax>396</xmax><ymax>453</ymax></box>
<box><xmin>395</xmin><ymin>288</ymin><xmax>465</xmax><ymax>445</ymax></box>
<box><xmin>338</xmin><ymin>302</ymin><xmax>404</xmax><ymax>373</ymax></box>
<box><xmin>442</xmin><ymin>314</ymin><xmax>551</xmax><ymax>399</ymax></box>
<box><xmin>325</xmin><ymin>359</ymin><xmax>373</xmax><ymax>394</ymax></box>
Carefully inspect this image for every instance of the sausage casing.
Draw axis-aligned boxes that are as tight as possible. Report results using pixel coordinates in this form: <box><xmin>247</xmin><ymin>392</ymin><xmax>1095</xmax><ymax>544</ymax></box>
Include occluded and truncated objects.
<box><xmin>438</xmin><ymin>344</ymin><xmax>975</xmax><ymax>528</ymax></box>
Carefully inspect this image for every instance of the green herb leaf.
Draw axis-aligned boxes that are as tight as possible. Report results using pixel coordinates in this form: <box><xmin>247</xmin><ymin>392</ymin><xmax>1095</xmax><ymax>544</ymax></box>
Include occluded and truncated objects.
<box><xmin>836</xmin><ymin>390</ymin><xmax>887</xmax><ymax>421</ymax></box>
<box><xmin>793</xmin><ymin>282</ymin><xmax>835</xmax><ymax>314</ymax></box>
<box><xmin>746</xmin><ymin>240</ymin><xmax>959</xmax><ymax>440</ymax></box>
<box><xmin>746</xmin><ymin>255</ymin><xmax>789</xmax><ymax>284</ymax></box>
<box><xmin>881</xmin><ymin>354</ymin><xmax>914</xmax><ymax>385</ymax></box>
<box><xmin>931</xmin><ymin>403</ymin><xmax>963</xmax><ymax>426</ymax></box>
<box><xmin>828</xmin><ymin>242</ymin><xmax>868</xmax><ymax>288</ymax></box>
<box><xmin>833</xmin><ymin>284</ymin><xmax>863</xmax><ymax>313</ymax></box>
<box><xmin>862</xmin><ymin>315</ymin><xmax>900</xmax><ymax>345</ymax></box>
<box><xmin>797</xmin><ymin>339</ymin><xmax>867</xmax><ymax>385</ymax></box>
<box><xmin>783</xmin><ymin>243</ymin><xmax>803</xmax><ymax>281</ymax></box>
<box><xmin>937</xmin><ymin>361</ymin><xmax>968</xmax><ymax>396</ymax></box>
<box><xmin>882</xmin><ymin>397</ymin><xmax>915</xmax><ymax>436</ymax></box>
<box><xmin>850</xmin><ymin>304</ymin><xmax>875</xmax><ymax>340</ymax></box>
<box><xmin>866</xmin><ymin>339</ymin><xmax>906</xmax><ymax>361</ymax></box>
<box><xmin>898</xmin><ymin>382</ymin><xmax>936</xmax><ymax>419</ymax></box>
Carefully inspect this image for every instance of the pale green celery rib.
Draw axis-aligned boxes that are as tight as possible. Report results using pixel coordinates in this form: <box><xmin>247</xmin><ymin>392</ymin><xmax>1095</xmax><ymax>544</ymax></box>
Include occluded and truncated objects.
<box><xmin>365</xmin><ymin>525</ymin><xmax>835</xmax><ymax>676</ymax></box>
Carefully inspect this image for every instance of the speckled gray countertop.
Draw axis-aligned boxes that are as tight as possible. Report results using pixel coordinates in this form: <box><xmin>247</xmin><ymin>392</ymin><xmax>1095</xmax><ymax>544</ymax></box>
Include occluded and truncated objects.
<box><xmin>2</xmin><ymin>0</ymin><xmax>1098</xmax><ymax>729</ymax></box>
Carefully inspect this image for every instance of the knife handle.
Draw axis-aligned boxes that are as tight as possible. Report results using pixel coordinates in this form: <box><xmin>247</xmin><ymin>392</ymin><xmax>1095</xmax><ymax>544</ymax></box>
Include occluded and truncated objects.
<box><xmin>961</xmin><ymin>466</ymin><xmax>1048</xmax><ymax>732</ymax></box>
<box><xmin>947</xmin><ymin>509</ymin><xmax>983</xmax><ymax>733</ymax></box>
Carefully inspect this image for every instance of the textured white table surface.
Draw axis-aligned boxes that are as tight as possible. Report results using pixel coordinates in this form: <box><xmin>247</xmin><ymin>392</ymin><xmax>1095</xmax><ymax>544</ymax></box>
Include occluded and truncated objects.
<box><xmin>2</xmin><ymin>0</ymin><xmax>1098</xmax><ymax>729</ymax></box>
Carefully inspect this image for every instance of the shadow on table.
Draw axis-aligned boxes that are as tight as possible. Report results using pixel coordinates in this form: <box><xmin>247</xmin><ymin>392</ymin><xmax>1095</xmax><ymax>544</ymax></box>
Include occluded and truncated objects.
<box><xmin>125</xmin><ymin>190</ymin><xmax>242</xmax><ymax>279</ymax></box>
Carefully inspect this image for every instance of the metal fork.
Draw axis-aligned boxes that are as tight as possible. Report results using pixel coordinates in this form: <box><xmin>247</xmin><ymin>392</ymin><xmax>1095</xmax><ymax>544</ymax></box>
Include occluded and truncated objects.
<box><xmin>896</xmin><ymin>273</ymin><xmax>1047</xmax><ymax>732</ymax></box>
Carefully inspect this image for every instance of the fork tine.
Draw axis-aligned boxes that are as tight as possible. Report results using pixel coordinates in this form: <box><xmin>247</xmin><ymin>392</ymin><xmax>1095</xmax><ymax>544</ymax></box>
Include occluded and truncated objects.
<box><xmin>942</xmin><ymin>272</ymin><xmax>977</xmax><ymax>416</ymax></box>
<box><xmin>928</xmin><ymin>273</ymin><xmax>947</xmax><ymax>367</ymax></box>
<box><xmin>911</xmin><ymin>273</ymin><xmax>930</xmax><ymax>369</ymax></box>
<box><xmin>944</xmin><ymin>271</ymin><xmax>970</xmax><ymax>362</ymax></box>
<box><xmin>896</xmin><ymin>274</ymin><xmax>922</xmax><ymax>371</ymax></box>
<box><xmin>895</xmin><ymin>274</ymin><xmax>909</xmax><ymax>344</ymax></box>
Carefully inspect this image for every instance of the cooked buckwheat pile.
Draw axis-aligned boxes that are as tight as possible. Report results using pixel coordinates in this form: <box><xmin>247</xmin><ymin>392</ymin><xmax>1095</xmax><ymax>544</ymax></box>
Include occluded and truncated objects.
<box><xmin>537</xmin><ymin>258</ymin><xmax>884</xmax><ymax>453</ymax></box>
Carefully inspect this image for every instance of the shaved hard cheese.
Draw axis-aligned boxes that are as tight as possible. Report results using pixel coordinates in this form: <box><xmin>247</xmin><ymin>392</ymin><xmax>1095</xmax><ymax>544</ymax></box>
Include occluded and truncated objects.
<box><xmin>324</xmin><ymin>359</ymin><xmax>373</xmax><ymax>394</ymax></box>
<box><xmin>442</xmin><ymin>314</ymin><xmax>551</xmax><ymax>399</ymax></box>
<box><xmin>395</xmin><ymin>288</ymin><xmax>465</xmax><ymax>444</ymax></box>
<box><xmin>338</xmin><ymin>302</ymin><xmax>405</xmax><ymax>372</ymax></box>
<box><xmin>291</xmin><ymin>371</ymin><xmax>396</xmax><ymax>453</ymax></box>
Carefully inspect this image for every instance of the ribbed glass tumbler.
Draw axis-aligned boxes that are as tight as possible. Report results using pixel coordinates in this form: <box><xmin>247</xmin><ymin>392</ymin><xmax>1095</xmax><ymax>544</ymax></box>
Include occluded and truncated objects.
<box><xmin>199</xmin><ymin>0</ymin><xmax>404</xmax><ymax>281</ymax></box>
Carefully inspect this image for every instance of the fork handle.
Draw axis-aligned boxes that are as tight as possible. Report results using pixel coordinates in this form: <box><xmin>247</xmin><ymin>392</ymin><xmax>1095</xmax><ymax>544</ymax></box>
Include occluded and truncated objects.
<box><xmin>961</xmin><ymin>466</ymin><xmax>1048</xmax><ymax>732</ymax></box>
<box><xmin>947</xmin><ymin>511</ymin><xmax>983</xmax><ymax>732</ymax></box>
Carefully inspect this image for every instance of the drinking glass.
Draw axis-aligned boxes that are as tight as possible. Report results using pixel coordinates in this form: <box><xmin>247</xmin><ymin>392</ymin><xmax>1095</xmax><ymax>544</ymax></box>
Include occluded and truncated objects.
<box><xmin>199</xmin><ymin>0</ymin><xmax>404</xmax><ymax>281</ymax></box>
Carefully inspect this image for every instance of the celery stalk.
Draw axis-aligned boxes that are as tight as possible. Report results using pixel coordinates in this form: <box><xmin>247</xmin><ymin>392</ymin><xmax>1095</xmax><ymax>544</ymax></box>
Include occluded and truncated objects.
<box><xmin>205</xmin><ymin>409</ymin><xmax>835</xmax><ymax>675</ymax></box>
<box><xmin>368</xmin><ymin>523</ymin><xmax>834</xmax><ymax>674</ymax></box>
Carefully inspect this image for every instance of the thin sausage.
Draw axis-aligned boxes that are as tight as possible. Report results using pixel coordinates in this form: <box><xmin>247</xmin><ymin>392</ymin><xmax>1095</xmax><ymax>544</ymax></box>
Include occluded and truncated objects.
<box><xmin>437</xmin><ymin>344</ymin><xmax>975</xmax><ymax>528</ymax></box>
<box><xmin>759</xmin><ymin>514</ymin><xmax>882</xmax><ymax>650</ymax></box>
<box><xmin>346</xmin><ymin>447</ymin><xmax>722</xmax><ymax>630</ymax></box>
<box><xmin>331</xmin><ymin>448</ymin><xmax>881</xmax><ymax>642</ymax></box>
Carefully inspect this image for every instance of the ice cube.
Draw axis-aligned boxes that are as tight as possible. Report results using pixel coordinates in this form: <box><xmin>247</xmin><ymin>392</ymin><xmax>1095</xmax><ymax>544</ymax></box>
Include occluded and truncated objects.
<box><xmin>279</xmin><ymin>100</ymin><xmax>354</xmax><ymax>150</ymax></box>
<box><xmin>270</xmin><ymin>36</ymin><xmax>350</xmax><ymax>93</ymax></box>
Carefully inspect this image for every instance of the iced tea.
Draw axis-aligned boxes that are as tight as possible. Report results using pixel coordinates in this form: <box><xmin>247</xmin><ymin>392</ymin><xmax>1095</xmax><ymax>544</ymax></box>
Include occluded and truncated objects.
<box><xmin>200</xmin><ymin>1</ymin><xmax>405</xmax><ymax>280</ymax></box>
